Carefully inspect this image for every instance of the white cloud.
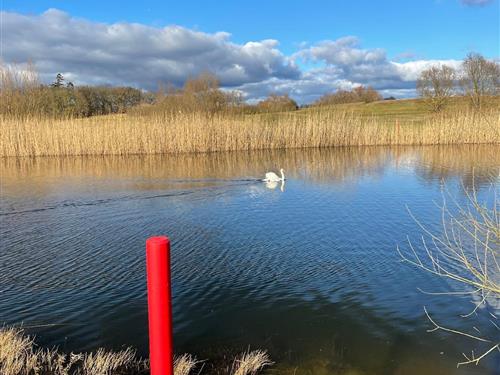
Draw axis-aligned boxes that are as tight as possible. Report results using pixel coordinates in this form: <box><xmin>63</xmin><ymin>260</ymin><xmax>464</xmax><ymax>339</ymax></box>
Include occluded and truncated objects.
<box><xmin>294</xmin><ymin>39</ymin><xmax>464</xmax><ymax>100</ymax></box>
<box><xmin>1</xmin><ymin>9</ymin><xmax>469</xmax><ymax>103</ymax></box>
<box><xmin>392</xmin><ymin>60</ymin><xmax>462</xmax><ymax>81</ymax></box>
<box><xmin>300</xmin><ymin>36</ymin><xmax>386</xmax><ymax>66</ymax></box>
<box><xmin>1</xmin><ymin>9</ymin><xmax>299</xmax><ymax>89</ymax></box>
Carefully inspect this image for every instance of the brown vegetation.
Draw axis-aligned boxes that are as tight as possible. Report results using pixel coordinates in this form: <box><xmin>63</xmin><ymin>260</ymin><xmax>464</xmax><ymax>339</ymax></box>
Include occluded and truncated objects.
<box><xmin>232</xmin><ymin>350</ymin><xmax>273</xmax><ymax>375</ymax></box>
<box><xmin>0</xmin><ymin>327</ymin><xmax>147</xmax><ymax>375</ymax></box>
<box><xmin>130</xmin><ymin>73</ymin><xmax>244</xmax><ymax>117</ymax></box>
<box><xmin>314</xmin><ymin>86</ymin><xmax>382</xmax><ymax>106</ymax></box>
<box><xmin>0</xmin><ymin>64</ymin><xmax>143</xmax><ymax>118</ymax></box>
<box><xmin>1</xmin><ymin>107</ymin><xmax>498</xmax><ymax>157</ymax></box>
<box><xmin>256</xmin><ymin>94</ymin><xmax>298</xmax><ymax>113</ymax></box>
<box><xmin>0</xmin><ymin>328</ymin><xmax>272</xmax><ymax>375</ymax></box>
<box><xmin>1</xmin><ymin>61</ymin><xmax>499</xmax><ymax>158</ymax></box>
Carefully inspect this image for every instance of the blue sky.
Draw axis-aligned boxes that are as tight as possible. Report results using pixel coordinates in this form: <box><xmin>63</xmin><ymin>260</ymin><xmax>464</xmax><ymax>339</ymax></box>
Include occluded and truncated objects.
<box><xmin>1</xmin><ymin>0</ymin><xmax>498</xmax><ymax>102</ymax></box>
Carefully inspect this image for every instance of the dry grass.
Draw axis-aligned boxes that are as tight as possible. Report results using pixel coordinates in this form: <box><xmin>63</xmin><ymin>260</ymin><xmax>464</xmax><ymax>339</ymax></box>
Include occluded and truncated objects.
<box><xmin>1</xmin><ymin>107</ymin><xmax>498</xmax><ymax>157</ymax></box>
<box><xmin>0</xmin><ymin>327</ymin><xmax>38</xmax><ymax>375</ymax></box>
<box><xmin>0</xmin><ymin>328</ymin><xmax>83</xmax><ymax>375</ymax></box>
<box><xmin>81</xmin><ymin>348</ymin><xmax>139</xmax><ymax>374</ymax></box>
<box><xmin>232</xmin><ymin>350</ymin><xmax>273</xmax><ymax>375</ymax></box>
<box><xmin>0</xmin><ymin>328</ymin><xmax>272</xmax><ymax>375</ymax></box>
<box><xmin>174</xmin><ymin>354</ymin><xmax>198</xmax><ymax>375</ymax></box>
<box><xmin>0</xmin><ymin>327</ymin><xmax>144</xmax><ymax>375</ymax></box>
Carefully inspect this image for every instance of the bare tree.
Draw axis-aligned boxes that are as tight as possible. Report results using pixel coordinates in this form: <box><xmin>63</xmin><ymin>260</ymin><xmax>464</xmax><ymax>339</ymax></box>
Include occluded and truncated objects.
<box><xmin>183</xmin><ymin>72</ymin><xmax>219</xmax><ymax>94</ymax></box>
<box><xmin>257</xmin><ymin>93</ymin><xmax>298</xmax><ymax>113</ymax></box>
<box><xmin>314</xmin><ymin>86</ymin><xmax>382</xmax><ymax>106</ymax></box>
<box><xmin>460</xmin><ymin>53</ymin><xmax>500</xmax><ymax>110</ymax></box>
<box><xmin>416</xmin><ymin>65</ymin><xmax>456</xmax><ymax>112</ymax></box>
<box><xmin>398</xmin><ymin>179</ymin><xmax>499</xmax><ymax>366</ymax></box>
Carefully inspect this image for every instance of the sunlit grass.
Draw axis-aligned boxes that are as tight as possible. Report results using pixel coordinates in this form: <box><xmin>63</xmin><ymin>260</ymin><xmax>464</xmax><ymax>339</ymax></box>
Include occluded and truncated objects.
<box><xmin>0</xmin><ymin>328</ymin><xmax>272</xmax><ymax>375</ymax></box>
<box><xmin>232</xmin><ymin>350</ymin><xmax>273</xmax><ymax>375</ymax></box>
<box><xmin>1</xmin><ymin>106</ymin><xmax>498</xmax><ymax>157</ymax></box>
<box><xmin>0</xmin><ymin>327</ymin><xmax>146</xmax><ymax>375</ymax></box>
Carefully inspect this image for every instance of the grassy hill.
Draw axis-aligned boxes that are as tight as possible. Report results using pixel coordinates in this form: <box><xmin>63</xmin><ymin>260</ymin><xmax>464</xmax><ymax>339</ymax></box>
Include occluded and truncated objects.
<box><xmin>297</xmin><ymin>96</ymin><xmax>500</xmax><ymax>125</ymax></box>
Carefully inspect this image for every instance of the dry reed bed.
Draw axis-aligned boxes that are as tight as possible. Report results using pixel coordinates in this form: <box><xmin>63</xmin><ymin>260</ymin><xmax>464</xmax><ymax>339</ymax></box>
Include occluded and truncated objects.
<box><xmin>0</xmin><ymin>327</ymin><xmax>272</xmax><ymax>375</ymax></box>
<box><xmin>1</xmin><ymin>110</ymin><xmax>499</xmax><ymax>157</ymax></box>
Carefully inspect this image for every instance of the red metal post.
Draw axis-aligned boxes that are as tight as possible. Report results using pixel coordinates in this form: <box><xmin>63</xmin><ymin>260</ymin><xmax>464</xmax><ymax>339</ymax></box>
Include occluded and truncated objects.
<box><xmin>146</xmin><ymin>236</ymin><xmax>173</xmax><ymax>375</ymax></box>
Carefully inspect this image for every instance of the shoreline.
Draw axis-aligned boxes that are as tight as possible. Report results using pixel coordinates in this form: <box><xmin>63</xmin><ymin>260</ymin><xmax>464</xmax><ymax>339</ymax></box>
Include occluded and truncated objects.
<box><xmin>0</xmin><ymin>327</ymin><xmax>272</xmax><ymax>375</ymax></box>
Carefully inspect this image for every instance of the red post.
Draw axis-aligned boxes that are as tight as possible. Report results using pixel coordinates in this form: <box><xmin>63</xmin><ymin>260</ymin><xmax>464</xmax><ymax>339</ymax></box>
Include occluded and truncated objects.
<box><xmin>146</xmin><ymin>236</ymin><xmax>173</xmax><ymax>375</ymax></box>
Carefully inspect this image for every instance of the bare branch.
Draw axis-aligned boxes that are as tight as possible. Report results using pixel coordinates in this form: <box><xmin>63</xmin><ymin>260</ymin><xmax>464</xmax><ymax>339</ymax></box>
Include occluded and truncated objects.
<box><xmin>399</xmin><ymin>176</ymin><xmax>500</xmax><ymax>366</ymax></box>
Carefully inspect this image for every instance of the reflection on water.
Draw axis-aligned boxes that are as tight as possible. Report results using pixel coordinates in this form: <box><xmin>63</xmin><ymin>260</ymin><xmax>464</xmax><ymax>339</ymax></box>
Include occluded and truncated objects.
<box><xmin>265</xmin><ymin>180</ymin><xmax>285</xmax><ymax>191</ymax></box>
<box><xmin>2</xmin><ymin>144</ymin><xmax>498</xmax><ymax>187</ymax></box>
<box><xmin>1</xmin><ymin>145</ymin><xmax>499</xmax><ymax>375</ymax></box>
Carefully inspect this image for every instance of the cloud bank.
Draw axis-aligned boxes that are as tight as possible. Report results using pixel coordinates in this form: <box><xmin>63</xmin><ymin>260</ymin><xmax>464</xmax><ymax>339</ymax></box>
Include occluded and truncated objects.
<box><xmin>1</xmin><ymin>9</ymin><xmax>465</xmax><ymax>103</ymax></box>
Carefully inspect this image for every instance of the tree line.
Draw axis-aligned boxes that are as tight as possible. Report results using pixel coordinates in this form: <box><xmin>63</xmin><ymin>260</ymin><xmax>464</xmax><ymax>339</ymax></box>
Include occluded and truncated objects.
<box><xmin>130</xmin><ymin>72</ymin><xmax>300</xmax><ymax>116</ymax></box>
<box><xmin>132</xmin><ymin>74</ymin><xmax>380</xmax><ymax>117</ymax></box>
<box><xmin>2</xmin><ymin>52</ymin><xmax>498</xmax><ymax>118</ymax></box>
<box><xmin>0</xmin><ymin>64</ymin><xmax>143</xmax><ymax>118</ymax></box>
<box><xmin>1</xmin><ymin>63</ymin><xmax>382</xmax><ymax>118</ymax></box>
<box><xmin>417</xmin><ymin>53</ymin><xmax>499</xmax><ymax>112</ymax></box>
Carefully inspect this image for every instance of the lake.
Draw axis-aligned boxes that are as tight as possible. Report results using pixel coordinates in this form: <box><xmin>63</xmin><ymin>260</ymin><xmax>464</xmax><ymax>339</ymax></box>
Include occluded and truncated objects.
<box><xmin>1</xmin><ymin>145</ymin><xmax>499</xmax><ymax>374</ymax></box>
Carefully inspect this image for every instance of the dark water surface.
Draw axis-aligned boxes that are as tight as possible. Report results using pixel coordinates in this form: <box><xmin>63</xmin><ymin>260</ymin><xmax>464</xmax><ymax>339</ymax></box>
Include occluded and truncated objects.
<box><xmin>1</xmin><ymin>145</ymin><xmax>499</xmax><ymax>374</ymax></box>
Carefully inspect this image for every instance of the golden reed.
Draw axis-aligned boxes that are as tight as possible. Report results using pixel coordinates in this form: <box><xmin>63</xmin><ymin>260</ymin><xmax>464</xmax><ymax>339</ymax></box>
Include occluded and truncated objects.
<box><xmin>1</xmin><ymin>109</ymin><xmax>498</xmax><ymax>157</ymax></box>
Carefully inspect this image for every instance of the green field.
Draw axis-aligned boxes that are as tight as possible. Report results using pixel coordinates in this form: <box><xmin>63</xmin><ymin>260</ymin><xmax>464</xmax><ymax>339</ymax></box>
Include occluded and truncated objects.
<box><xmin>297</xmin><ymin>96</ymin><xmax>500</xmax><ymax>125</ymax></box>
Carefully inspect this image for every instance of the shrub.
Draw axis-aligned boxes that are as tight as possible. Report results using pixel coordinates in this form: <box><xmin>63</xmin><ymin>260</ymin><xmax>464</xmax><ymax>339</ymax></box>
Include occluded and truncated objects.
<box><xmin>130</xmin><ymin>73</ymin><xmax>245</xmax><ymax>117</ymax></box>
<box><xmin>256</xmin><ymin>94</ymin><xmax>298</xmax><ymax>113</ymax></box>
<box><xmin>314</xmin><ymin>86</ymin><xmax>382</xmax><ymax>106</ymax></box>
<box><xmin>0</xmin><ymin>64</ymin><xmax>144</xmax><ymax>118</ymax></box>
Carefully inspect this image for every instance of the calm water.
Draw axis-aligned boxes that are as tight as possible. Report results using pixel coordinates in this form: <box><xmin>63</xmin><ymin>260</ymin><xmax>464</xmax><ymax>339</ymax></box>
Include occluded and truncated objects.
<box><xmin>1</xmin><ymin>145</ymin><xmax>499</xmax><ymax>375</ymax></box>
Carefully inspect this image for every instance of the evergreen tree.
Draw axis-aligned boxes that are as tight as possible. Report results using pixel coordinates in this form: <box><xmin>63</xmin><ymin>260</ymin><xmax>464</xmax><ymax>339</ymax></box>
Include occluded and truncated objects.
<box><xmin>51</xmin><ymin>73</ymin><xmax>65</xmax><ymax>88</ymax></box>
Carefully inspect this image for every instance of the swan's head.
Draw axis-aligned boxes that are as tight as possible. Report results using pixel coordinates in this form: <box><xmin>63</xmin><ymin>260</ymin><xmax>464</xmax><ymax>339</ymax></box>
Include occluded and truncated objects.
<box><xmin>280</xmin><ymin>168</ymin><xmax>284</xmax><ymax>174</ymax></box>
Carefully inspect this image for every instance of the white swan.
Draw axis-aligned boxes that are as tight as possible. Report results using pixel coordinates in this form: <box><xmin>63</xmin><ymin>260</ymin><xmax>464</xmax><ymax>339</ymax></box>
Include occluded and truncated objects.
<box><xmin>263</xmin><ymin>168</ymin><xmax>285</xmax><ymax>182</ymax></box>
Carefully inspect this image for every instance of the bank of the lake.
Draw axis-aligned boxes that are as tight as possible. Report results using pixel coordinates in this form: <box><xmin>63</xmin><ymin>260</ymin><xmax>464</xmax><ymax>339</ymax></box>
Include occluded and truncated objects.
<box><xmin>0</xmin><ymin>327</ymin><xmax>272</xmax><ymax>375</ymax></box>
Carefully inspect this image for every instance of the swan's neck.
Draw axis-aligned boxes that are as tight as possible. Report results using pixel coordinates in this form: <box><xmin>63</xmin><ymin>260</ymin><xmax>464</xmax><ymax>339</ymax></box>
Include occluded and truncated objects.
<box><xmin>280</xmin><ymin>170</ymin><xmax>285</xmax><ymax>180</ymax></box>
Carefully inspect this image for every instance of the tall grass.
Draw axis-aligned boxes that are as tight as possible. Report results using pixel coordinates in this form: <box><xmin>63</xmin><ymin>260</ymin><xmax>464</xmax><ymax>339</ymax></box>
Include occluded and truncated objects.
<box><xmin>1</xmin><ymin>108</ymin><xmax>498</xmax><ymax>157</ymax></box>
<box><xmin>232</xmin><ymin>350</ymin><xmax>273</xmax><ymax>375</ymax></box>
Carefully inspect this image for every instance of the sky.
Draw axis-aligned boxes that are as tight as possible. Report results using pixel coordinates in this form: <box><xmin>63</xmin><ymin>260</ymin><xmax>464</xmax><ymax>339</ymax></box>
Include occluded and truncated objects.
<box><xmin>1</xmin><ymin>0</ymin><xmax>499</xmax><ymax>103</ymax></box>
